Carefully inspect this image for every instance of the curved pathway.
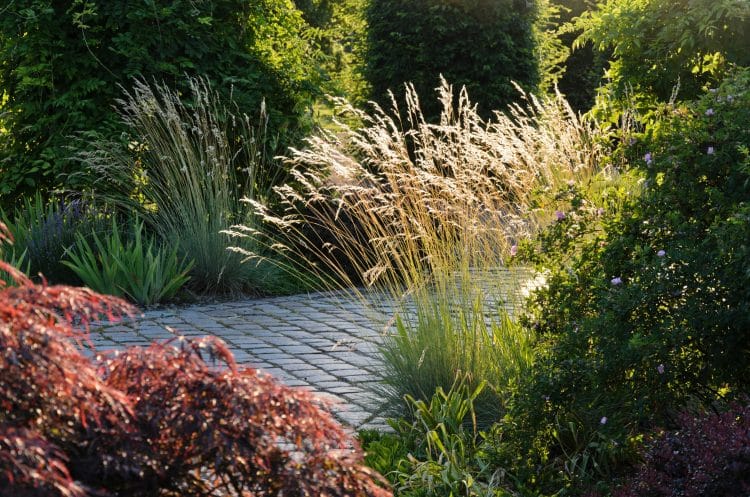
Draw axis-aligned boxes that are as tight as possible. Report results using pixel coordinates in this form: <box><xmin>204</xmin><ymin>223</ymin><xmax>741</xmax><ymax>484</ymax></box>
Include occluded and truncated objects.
<box><xmin>91</xmin><ymin>269</ymin><xmax>542</xmax><ymax>432</ymax></box>
<box><xmin>92</xmin><ymin>291</ymin><xmax>393</xmax><ymax>430</ymax></box>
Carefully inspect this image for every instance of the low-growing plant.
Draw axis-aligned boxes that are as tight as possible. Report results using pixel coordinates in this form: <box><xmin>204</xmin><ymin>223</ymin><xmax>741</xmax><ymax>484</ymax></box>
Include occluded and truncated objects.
<box><xmin>79</xmin><ymin>77</ymin><xmax>291</xmax><ymax>295</ymax></box>
<box><xmin>0</xmin><ymin>220</ymin><xmax>392</xmax><ymax>497</ymax></box>
<box><xmin>0</xmin><ymin>245</ymin><xmax>29</xmax><ymax>288</ymax></box>
<box><xmin>551</xmin><ymin>413</ymin><xmax>631</xmax><ymax>486</ymax></box>
<box><xmin>1</xmin><ymin>192</ymin><xmax>110</xmax><ymax>284</ymax></box>
<box><xmin>63</xmin><ymin>218</ymin><xmax>193</xmax><ymax>306</ymax></box>
<box><xmin>363</xmin><ymin>381</ymin><xmax>513</xmax><ymax>497</ymax></box>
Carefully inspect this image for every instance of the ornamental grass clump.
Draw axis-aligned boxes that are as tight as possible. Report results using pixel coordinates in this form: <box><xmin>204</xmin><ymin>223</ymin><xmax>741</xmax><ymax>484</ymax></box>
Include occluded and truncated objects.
<box><xmin>79</xmin><ymin>77</ymin><xmax>284</xmax><ymax>294</ymax></box>
<box><xmin>231</xmin><ymin>79</ymin><xmax>604</xmax><ymax>421</ymax></box>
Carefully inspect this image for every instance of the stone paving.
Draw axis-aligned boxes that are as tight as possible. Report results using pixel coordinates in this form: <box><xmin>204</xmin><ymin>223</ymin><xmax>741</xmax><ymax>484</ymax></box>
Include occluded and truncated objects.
<box><xmin>90</xmin><ymin>268</ymin><xmax>543</xmax><ymax>432</ymax></box>
<box><xmin>91</xmin><ymin>291</ymin><xmax>395</xmax><ymax>431</ymax></box>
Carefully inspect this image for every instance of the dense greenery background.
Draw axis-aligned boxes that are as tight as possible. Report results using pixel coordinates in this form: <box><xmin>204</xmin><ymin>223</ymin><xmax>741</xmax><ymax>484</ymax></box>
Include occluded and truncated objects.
<box><xmin>365</xmin><ymin>0</ymin><xmax>539</xmax><ymax>121</ymax></box>
<box><xmin>4</xmin><ymin>0</ymin><xmax>750</xmax><ymax>205</ymax></box>
<box><xmin>0</xmin><ymin>0</ymin><xmax>315</xmax><ymax>203</ymax></box>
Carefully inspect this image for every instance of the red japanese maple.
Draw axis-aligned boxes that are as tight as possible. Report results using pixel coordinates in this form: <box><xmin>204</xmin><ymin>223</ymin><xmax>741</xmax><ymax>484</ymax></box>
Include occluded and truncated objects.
<box><xmin>0</xmin><ymin>221</ymin><xmax>391</xmax><ymax>497</ymax></box>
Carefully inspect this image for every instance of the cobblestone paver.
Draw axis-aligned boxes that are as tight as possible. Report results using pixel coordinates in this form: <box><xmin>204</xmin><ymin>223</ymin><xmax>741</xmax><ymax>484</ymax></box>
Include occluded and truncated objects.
<box><xmin>91</xmin><ymin>268</ymin><xmax>543</xmax><ymax>432</ymax></box>
<box><xmin>92</xmin><ymin>291</ymin><xmax>394</xmax><ymax>431</ymax></box>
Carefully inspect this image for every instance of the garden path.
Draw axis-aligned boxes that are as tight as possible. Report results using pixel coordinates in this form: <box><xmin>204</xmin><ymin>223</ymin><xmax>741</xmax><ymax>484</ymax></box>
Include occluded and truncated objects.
<box><xmin>90</xmin><ymin>269</ymin><xmax>542</xmax><ymax>432</ymax></box>
<box><xmin>92</xmin><ymin>291</ymin><xmax>393</xmax><ymax>430</ymax></box>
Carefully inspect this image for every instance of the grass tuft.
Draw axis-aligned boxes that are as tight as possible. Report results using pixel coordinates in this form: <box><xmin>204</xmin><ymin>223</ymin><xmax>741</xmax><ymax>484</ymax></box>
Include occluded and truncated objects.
<box><xmin>79</xmin><ymin>77</ymin><xmax>288</xmax><ymax>295</ymax></box>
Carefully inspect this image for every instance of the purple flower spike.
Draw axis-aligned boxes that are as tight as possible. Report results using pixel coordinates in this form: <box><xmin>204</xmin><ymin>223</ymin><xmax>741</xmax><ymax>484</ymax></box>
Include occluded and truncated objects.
<box><xmin>611</xmin><ymin>277</ymin><xmax>623</xmax><ymax>286</ymax></box>
<box><xmin>510</xmin><ymin>244</ymin><xmax>518</xmax><ymax>257</ymax></box>
<box><xmin>555</xmin><ymin>210</ymin><xmax>566</xmax><ymax>221</ymax></box>
<box><xmin>657</xmin><ymin>364</ymin><xmax>665</xmax><ymax>374</ymax></box>
<box><xmin>707</xmin><ymin>146</ymin><xmax>715</xmax><ymax>155</ymax></box>
<box><xmin>600</xmin><ymin>416</ymin><xmax>608</xmax><ymax>425</ymax></box>
<box><xmin>705</xmin><ymin>108</ymin><xmax>715</xmax><ymax>117</ymax></box>
<box><xmin>657</xmin><ymin>249</ymin><xmax>666</xmax><ymax>257</ymax></box>
<box><xmin>644</xmin><ymin>152</ymin><xmax>653</xmax><ymax>166</ymax></box>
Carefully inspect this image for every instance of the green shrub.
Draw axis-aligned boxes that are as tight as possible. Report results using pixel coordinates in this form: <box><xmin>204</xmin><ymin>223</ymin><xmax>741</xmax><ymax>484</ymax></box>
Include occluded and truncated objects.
<box><xmin>365</xmin><ymin>0</ymin><xmax>539</xmax><ymax>120</ymax></box>
<box><xmin>512</xmin><ymin>67</ymin><xmax>750</xmax><ymax>491</ymax></box>
<box><xmin>62</xmin><ymin>218</ymin><xmax>193</xmax><ymax>306</ymax></box>
<box><xmin>80</xmin><ymin>77</ymin><xmax>291</xmax><ymax>295</ymax></box>
<box><xmin>0</xmin><ymin>0</ymin><xmax>314</xmax><ymax>204</ymax></box>
<box><xmin>0</xmin><ymin>193</ymin><xmax>110</xmax><ymax>284</ymax></box>
<box><xmin>575</xmin><ymin>0</ymin><xmax>750</xmax><ymax>113</ymax></box>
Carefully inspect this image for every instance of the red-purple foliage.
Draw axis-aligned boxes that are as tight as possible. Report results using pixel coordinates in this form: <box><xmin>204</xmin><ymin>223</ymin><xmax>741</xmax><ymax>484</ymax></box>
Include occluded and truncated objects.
<box><xmin>1</xmin><ymin>222</ymin><xmax>136</xmax><ymax>496</ymax></box>
<box><xmin>0</xmin><ymin>221</ymin><xmax>392</xmax><ymax>497</ymax></box>
<box><xmin>614</xmin><ymin>403</ymin><xmax>750</xmax><ymax>497</ymax></box>
<box><xmin>0</xmin><ymin>427</ymin><xmax>86</xmax><ymax>497</ymax></box>
<box><xmin>93</xmin><ymin>337</ymin><xmax>391</xmax><ymax>496</ymax></box>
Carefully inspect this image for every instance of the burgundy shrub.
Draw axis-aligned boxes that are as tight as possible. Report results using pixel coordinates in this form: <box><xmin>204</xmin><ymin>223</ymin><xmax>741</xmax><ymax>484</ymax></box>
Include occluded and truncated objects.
<box><xmin>0</xmin><ymin>221</ymin><xmax>392</xmax><ymax>497</ymax></box>
<box><xmin>1</xmin><ymin>220</ymin><xmax>137</xmax><ymax>495</ymax></box>
<box><xmin>614</xmin><ymin>403</ymin><xmax>750</xmax><ymax>497</ymax></box>
<box><xmin>98</xmin><ymin>337</ymin><xmax>391</xmax><ymax>496</ymax></box>
<box><xmin>0</xmin><ymin>427</ymin><xmax>86</xmax><ymax>497</ymax></box>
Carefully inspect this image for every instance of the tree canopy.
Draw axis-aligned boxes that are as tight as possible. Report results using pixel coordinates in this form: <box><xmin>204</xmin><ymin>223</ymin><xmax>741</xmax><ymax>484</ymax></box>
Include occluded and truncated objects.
<box><xmin>365</xmin><ymin>0</ymin><xmax>539</xmax><ymax>120</ymax></box>
<box><xmin>576</xmin><ymin>0</ymin><xmax>750</xmax><ymax>103</ymax></box>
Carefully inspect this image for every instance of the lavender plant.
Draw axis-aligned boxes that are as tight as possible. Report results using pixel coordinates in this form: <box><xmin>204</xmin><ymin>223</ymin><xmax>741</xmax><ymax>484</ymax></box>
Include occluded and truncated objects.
<box><xmin>1</xmin><ymin>193</ymin><xmax>110</xmax><ymax>284</ymax></box>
